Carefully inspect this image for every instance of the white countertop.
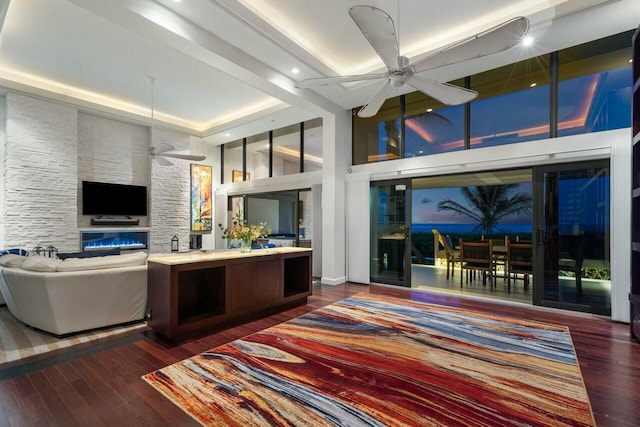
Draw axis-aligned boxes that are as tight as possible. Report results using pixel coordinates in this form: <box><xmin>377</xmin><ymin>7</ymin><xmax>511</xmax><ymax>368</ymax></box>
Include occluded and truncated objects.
<box><xmin>148</xmin><ymin>247</ymin><xmax>312</xmax><ymax>266</ymax></box>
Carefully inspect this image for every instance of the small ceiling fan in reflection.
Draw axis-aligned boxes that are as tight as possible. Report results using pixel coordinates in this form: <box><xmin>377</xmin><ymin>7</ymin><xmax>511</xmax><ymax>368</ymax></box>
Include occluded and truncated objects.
<box><xmin>295</xmin><ymin>5</ymin><xmax>530</xmax><ymax>118</ymax></box>
<box><xmin>147</xmin><ymin>77</ymin><xmax>206</xmax><ymax>166</ymax></box>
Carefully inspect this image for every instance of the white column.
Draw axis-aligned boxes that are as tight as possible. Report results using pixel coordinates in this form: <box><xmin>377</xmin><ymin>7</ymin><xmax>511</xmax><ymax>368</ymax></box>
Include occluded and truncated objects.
<box><xmin>610</xmin><ymin>133</ymin><xmax>632</xmax><ymax>322</ymax></box>
<box><xmin>346</xmin><ymin>175</ymin><xmax>370</xmax><ymax>283</ymax></box>
<box><xmin>320</xmin><ymin>110</ymin><xmax>351</xmax><ymax>285</ymax></box>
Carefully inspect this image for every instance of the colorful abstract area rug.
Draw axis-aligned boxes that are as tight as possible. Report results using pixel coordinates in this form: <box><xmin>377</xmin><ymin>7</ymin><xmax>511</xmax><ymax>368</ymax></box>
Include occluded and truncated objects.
<box><xmin>143</xmin><ymin>293</ymin><xmax>595</xmax><ymax>426</ymax></box>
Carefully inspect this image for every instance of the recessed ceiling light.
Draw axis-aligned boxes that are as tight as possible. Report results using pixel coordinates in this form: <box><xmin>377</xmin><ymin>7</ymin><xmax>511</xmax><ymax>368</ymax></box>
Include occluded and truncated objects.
<box><xmin>426</xmin><ymin>108</ymin><xmax>433</xmax><ymax>112</ymax></box>
<box><xmin>530</xmin><ymin>83</ymin><xmax>537</xmax><ymax>87</ymax></box>
<box><xmin>291</xmin><ymin>68</ymin><xmax>300</xmax><ymax>74</ymax></box>
<box><xmin>224</xmin><ymin>132</ymin><xmax>230</xmax><ymax>137</ymax></box>
<box><xmin>522</xmin><ymin>36</ymin><xmax>534</xmax><ymax>47</ymax></box>
<box><xmin>630</xmin><ymin>59</ymin><xmax>634</xmax><ymax>63</ymax></box>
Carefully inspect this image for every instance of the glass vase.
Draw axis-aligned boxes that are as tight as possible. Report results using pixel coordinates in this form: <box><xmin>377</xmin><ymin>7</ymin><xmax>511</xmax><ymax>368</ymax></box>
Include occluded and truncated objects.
<box><xmin>240</xmin><ymin>238</ymin><xmax>252</xmax><ymax>253</ymax></box>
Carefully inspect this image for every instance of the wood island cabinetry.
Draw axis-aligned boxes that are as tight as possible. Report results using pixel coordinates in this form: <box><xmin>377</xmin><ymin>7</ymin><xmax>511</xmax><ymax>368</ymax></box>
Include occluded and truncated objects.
<box><xmin>147</xmin><ymin>247</ymin><xmax>312</xmax><ymax>342</ymax></box>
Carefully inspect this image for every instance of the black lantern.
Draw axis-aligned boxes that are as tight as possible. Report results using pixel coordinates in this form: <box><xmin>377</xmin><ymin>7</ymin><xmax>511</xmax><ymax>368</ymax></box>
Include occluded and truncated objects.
<box><xmin>171</xmin><ymin>235</ymin><xmax>179</xmax><ymax>252</ymax></box>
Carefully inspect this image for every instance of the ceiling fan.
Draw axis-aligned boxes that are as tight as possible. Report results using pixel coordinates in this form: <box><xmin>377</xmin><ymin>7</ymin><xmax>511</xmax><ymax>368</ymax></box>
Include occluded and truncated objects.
<box><xmin>147</xmin><ymin>77</ymin><xmax>206</xmax><ymax>166</ymax></box>
<box><xmin>149</xmin><ymin>143</ymin><xmax>206</xmax><ymax>166</ymax></box>
<box><xmin>295</xmin><ymin>5</ymin><xmax>530</xmax><ymax>118</ymax></box>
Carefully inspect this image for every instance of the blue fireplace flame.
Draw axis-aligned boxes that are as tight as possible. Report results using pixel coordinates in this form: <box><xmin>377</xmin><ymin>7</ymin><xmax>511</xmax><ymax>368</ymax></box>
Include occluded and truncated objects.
<box><xmin>82</xmin><ymin>231</ymin><xmax>148</xmax><ymax>251</ymax></box>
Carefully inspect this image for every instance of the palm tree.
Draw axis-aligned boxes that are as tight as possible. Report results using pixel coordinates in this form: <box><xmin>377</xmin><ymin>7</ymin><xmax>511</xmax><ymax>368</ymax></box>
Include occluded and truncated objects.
<box><xmin>437</xmin><ymin>184</ymin><xmax>532</xmax><ymax>236</ymax></box>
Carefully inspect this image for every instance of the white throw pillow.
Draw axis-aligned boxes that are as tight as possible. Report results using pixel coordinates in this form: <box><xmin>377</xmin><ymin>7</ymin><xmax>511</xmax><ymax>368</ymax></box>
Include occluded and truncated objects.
<box><xmin>0</xmin><ymin>254</ymin><xmax>28</xmax><ymax>268</ymax></box>
<box><xmin>20</xmin><ymin>256</ymin><xmax>62</xmax><ymax>272</ymax></box>
<box><xmin>56</xmin><ymin>251</ymin><xmax>148</xmax><ymax>272</ymax></box>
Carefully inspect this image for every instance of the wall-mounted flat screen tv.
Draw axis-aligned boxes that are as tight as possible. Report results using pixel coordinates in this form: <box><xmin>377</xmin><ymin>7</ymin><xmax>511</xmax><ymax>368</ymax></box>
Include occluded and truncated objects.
<box><xmin>82</xmin><ymin>181</ymin><xmax>148</xmax><ymax>216</ymax></box>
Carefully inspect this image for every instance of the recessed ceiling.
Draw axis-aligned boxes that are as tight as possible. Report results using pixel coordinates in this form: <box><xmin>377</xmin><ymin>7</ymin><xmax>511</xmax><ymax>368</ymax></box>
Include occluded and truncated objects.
<box><xmin>0</xmin><ymin>0</ymin><xmax>637</xmax><ymax>145</ymax></box>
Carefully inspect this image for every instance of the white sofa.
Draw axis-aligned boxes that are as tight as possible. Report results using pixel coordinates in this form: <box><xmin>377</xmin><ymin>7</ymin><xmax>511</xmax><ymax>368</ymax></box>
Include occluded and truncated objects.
<box><xmin>0</xmin><ymin>251</ymin><xmax>148</xmax><ymax>336</ymax></box>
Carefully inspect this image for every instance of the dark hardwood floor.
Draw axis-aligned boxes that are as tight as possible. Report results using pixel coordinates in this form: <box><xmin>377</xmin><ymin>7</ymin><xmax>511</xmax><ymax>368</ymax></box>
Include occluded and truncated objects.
<box><xmin>0</xmin><ymin>282</ymin><xmax>637</xmax><ymax>426</ymax></box>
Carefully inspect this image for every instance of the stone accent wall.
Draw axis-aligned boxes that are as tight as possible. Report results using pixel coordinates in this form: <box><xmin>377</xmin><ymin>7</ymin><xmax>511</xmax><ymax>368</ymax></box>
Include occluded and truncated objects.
<box><xmin>4</xmin><ymin>93</ymin><xmax>78</xmax><ymax>251</ymax></box>
<box><xmin>300</xmin><ymin>189</ymin><xmax>313</xmax><ymax>239</ymax></box>
<box><xmin>77</xmin><ymin>112</ymin><xmax>149</xmax><ymax>228</ymax></box>
<box><xmin>1</xmin><ymin>93</ymin><xmax>202</xmax><ymax>254</ymax></box>
<box><xmin>149</xmin><ymin>127</ymin><xmax>191</xmax><ymax>253</ymax></box>
<box><xmin>0</xmin><ymin>97</ymin><xmax>6</xmax><ymax>247</ymax></box>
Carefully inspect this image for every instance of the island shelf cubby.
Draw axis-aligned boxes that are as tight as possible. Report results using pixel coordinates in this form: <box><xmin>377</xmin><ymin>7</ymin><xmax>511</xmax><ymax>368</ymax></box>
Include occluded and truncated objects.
<box><xmin>284</xmin><ymin>256</ymin><xmax>311</xmax><ymax>297</ymax></box>
<box><xmin>177</xmin><ymin>267</ymin><xmax>225</xmax><ymax>325</ymax></box>
<box><xmin>146</xmin><ymin>248</ymin><xmax>312</xmax><ymax>342</ymax></box>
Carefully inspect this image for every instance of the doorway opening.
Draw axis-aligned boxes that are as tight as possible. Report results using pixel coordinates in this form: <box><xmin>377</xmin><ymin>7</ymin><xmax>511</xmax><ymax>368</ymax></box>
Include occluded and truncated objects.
<box><xmin>372</xmin><ymin>163</ymin><xmax>612</xmax><ymax>316</ymax></box>
<box><xmin>410</xmin><ymin>169</ymin><xmax>533</xmax><ymax>304</ymax></box>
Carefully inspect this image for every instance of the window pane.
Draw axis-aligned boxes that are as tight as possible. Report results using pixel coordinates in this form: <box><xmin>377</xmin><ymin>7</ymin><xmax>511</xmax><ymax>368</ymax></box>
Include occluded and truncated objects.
<box><xmin>558</xmin><ymin>31</ymin><xmax>633</xmax><ymax>137</ymax></box>
<box><xmin>303</xmin><ymin>118</ymin><xmax>322</xmax><ymax>172</ymax></box>
<box><xmin>404</xmin><ymin>82</ymin><xmax>465</xmax><ymax>157</ymax></box>
<box><xmin>470</xmin><ymin>56</ymin><xmax>550</xmax><ymax>148</ymax></box>
<box><xmin>273</xmin><ymin>123</ymin><xmax>301</xmax><ymax>176</ymax></box>
<box><xmin>223</xmin><ymin>139</ymin><xmax>243</xmax><ymax>183</ymax></box>
<box><xmin>246</xmin><ymin>132</ymin><xmax>269</xmax><ymax>180</ymax></box>
<box><xmin>353</xmin><ymin>97</ymin><xmax>401</xmax><ymax>164</ymax></box>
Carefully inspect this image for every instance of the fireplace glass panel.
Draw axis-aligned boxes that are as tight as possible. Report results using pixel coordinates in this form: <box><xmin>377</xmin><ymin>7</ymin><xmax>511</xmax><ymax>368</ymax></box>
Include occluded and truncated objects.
<box><xmin>80</xmin><ymin>230</ymin><xmax>149</xmax><ymax>251</ymax></box>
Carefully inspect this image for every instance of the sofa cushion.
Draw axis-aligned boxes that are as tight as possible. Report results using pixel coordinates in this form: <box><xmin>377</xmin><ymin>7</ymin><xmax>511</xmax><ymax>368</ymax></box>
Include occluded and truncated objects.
<box><xmin>57</xmin><ymin>248</ymin><xmax>121</xmax><ymax>260</ymax></box>
<box><xmin>56</xmin><ymin>251</ymin><xmax>147</xmax><ymax>272</ymax></box>
<box><xmin>0</xmin><ymin>254</ymin><xmax>28</xmax><ymax>268</ymax></box>
<box><xmin>21</xmin><ymin>256</ymin><xmax>62</xmax><ymax>272</ymax></box>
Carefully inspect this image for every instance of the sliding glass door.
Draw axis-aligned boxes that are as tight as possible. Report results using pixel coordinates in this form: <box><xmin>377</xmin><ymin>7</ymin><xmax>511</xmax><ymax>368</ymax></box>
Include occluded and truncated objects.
<box><xmin>532</xmin><ymin>160</ymin><xmax>611</xmax><ymax>315</ymax></box>
<box><xmin>370</xmin><ymin>180</ymin><xmax>412</xmax><ymax>287</ymax></box>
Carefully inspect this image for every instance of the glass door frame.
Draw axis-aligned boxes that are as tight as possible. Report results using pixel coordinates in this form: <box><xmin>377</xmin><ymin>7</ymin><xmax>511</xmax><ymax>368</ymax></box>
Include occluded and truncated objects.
<box><xmin>370</xmin><ymin>179</ymin><xmax>412</xmax><ymax>287</ymax></box>
<box><xmin>532</xmin><ymin>159</ymin><xmax>611</xmax><ymax>314</ymax></box>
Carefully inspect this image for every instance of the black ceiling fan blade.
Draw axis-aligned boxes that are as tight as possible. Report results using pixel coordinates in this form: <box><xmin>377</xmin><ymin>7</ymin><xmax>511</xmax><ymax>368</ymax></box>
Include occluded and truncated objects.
<box><xmin>412</xmin><ymin>17</ymin><xmax>530</xmax><ymax>74</ymax></box>
<box><xmin>407</xmin><ymin>74</ymin><xmax>478</xmax><ymax>105</ymax></box>
<box><xmin>357</xmin><ymin>80</ymin><xmax>394</xmax><ymax>118</ymax></box>
<box><xmin>295</xmin><ymin>72</ymin><xmax>387</xmax><ymax>88</ymax></box>
<box><xmin>349</xmin><ymin>5</ymin><xmax>399</xmax><ymax>71</ymax></box>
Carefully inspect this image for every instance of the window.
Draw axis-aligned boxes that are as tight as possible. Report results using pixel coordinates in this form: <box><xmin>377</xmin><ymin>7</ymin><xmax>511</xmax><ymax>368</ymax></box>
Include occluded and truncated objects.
<box><xmin>222</xmin><ymin>118</ymin><xmax>323</xmax><ymax>181</ymax></box>
<box><xmin>223</xmin><ymin>139</ymin><xmax>243</xmax><ymax>183</ymax></box>
<box><xmin>272</xmin><ymin>123</ymin><xmax>301</xmax><ymax>176</ymax></box>
<box><xmin>558</xmin><ymin>31</ymin><xmax>633</xmax><ymax>136</ymax></box>
<box><xmin>404</xmin><ymin>83</ymin><xmax>465</xmax><ymax>156</ymax></box>
<box><xmin>353</xmin><ymin>97</ymin><xmax>401</xmax><ymax>164</ymax></box>
<box><xmin>303</xmin><ymin>118</ymin><xmax>323</xmax><ymax>172</ymax></box>
<box><xmin>246</xmin><ymin>132</ymin><xmax>270</xmax><ymax>180</ymax></box>
<box><xmin>470</xmin><ymin>56</ymin><xmax>550</xmax><ymax>148</ymax></box>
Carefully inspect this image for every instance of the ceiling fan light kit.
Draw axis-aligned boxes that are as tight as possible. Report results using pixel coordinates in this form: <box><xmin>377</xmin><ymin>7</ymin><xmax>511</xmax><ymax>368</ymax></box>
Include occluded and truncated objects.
<box><xmin>296</xmin><ymin>5</ymin><xmax>530</xmax><ymax>118</ymax></box>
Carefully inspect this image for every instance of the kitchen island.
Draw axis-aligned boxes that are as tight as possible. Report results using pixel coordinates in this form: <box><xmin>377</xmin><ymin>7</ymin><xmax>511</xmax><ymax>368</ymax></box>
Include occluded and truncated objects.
<box><xmin>146</xmin><ymin>247</ymin><xmax>312</xmax><ymax>342</ymax></box>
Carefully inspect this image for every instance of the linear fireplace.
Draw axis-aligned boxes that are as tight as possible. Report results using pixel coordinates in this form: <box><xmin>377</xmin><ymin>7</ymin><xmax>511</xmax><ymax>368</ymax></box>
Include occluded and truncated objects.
<box><xmin>80</xmin><ymin>229</ymin><xmax>149</xmax><ymax>252</ymax></box>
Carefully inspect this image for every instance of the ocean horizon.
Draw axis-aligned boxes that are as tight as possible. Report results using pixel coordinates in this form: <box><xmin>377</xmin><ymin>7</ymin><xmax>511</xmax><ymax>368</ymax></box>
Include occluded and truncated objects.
<box><xmin>412</xmin><ymin>223</ymin><xmax>532</xmax><ymax>234</ymax></box>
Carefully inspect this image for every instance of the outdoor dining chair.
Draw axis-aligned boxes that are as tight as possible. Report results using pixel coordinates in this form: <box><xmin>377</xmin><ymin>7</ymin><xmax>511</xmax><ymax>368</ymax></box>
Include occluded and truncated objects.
<box><xmin>459</xmin><ymin>239</ymin><xmax>494</xmax><ymax>289</ymax></box>
<box><xmin>507</xmin><ymin>241</ymin><xmax>533</xmax><ymax>292</ymax></box>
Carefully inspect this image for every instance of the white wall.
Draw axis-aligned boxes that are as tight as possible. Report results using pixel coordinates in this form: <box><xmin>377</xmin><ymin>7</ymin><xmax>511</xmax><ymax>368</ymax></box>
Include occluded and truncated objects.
<box><xmin>247</xmin><ymin>198</ymin><xmax>279</xmax><ymax>231</ymax></box>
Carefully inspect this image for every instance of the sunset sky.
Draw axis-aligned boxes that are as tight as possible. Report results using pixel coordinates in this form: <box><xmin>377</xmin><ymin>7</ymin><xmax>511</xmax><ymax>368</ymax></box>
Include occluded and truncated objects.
<box><xmin>412</xmin><ymin>182</ymin><xmax>533</xmax><ymax>225</ymax></box>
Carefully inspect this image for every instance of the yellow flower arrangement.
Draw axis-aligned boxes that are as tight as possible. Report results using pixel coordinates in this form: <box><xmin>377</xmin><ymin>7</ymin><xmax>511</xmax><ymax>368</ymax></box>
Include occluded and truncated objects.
<box><xmin>218</xmin><ymin>215</ymin><xmax>270</xmax><ymax>252</ymax></box>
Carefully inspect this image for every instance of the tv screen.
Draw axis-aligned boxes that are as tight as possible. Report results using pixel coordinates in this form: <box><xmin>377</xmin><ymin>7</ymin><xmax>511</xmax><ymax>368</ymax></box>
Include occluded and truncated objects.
<box><xmin>82</xmin><ymin>181</ymin><xmax>148</xmax><ymax>216</ymax></box>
